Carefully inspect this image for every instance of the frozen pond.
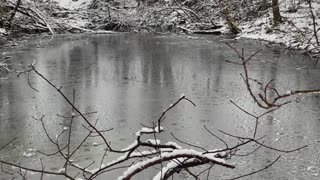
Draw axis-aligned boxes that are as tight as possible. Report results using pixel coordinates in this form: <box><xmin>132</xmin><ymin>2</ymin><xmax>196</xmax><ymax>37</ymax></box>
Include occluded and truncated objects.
<box><xmin>0</xmin><ymin>33</ymin><xmax>320</xmax><ymax>179</ymax></box>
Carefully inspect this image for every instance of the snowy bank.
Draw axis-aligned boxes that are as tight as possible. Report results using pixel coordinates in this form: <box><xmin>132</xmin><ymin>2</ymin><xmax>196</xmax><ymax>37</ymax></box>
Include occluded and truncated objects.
<box><xmin>239</xmin><ymin>0</ymin><xmax>320</xmax><ymax>55</ymax></box>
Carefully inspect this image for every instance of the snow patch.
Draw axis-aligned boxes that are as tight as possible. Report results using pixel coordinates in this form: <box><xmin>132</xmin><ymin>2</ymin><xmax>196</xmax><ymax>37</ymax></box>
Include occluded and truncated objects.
<box><xmin>0</xmin><ymin>28</ymin><xmax>7</xmax><ymax>35</ymax></box>
<box><xmin>23</xmin><ymin>148</ymin><xmax>37</xmax><ymax>158</ymax></box>
<box><xmin>239</xmin><ymin>0</ymin><xmax>320</xmax><ymax>53</ymax></box>
<box><xmin>57</xmin><ymin>167</ymin><xmax>65</xmax><ymax>173</ymax></box>
<box><xmin>121</xmin><ymin>140</ymin><xmax>138</xmax><ymax>151</ymax></box>
<box><xmin>136</xmin><ymin>126</ymin><xmax>164</xmax><ymax>136</ymax></box>
<box><xmin>118</xmin><ymin>149</ymin><xmax>226</xmax><ymax>180</ymax></box>
<box><xmin>23</xmin><ymin>152</ymin><xmax>34</xmax><ymax>158</ymax></box>
<box><xmin>146</xmin><ymin>139</ymin><xmax>161</xmax><ymax>145</ymax></box>
<box><xmin>53</xmin><ymin>0</ymin><xmax>92</xmax><ymax>10</ymax></box>
<box><xmin>153</xmin><ymin>158</ymin><xmax>186</xmax><ymax>180</ymax></box>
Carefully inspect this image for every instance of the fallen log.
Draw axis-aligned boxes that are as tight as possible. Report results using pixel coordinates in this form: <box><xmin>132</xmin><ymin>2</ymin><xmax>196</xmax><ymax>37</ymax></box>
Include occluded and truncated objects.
<box><xmin>177</xmin><ymin>26</ymin><xmax>222</xmax><ymax>35</ymax></box>
<box><xmin>5</xmin><ymin>2</ymin><xmax>55</xmax><ymax>34</ymax></box>
<box><xmin>192</xmin><ymin>29</ymin><xmax>222</xmax><ymax>35</ymax></box>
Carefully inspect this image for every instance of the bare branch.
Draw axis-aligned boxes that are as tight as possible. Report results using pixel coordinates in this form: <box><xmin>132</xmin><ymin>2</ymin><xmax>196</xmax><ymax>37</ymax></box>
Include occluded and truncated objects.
<box><xmin>119</xmin><ymin>150</ymin><xmax>235</xmax><ymax>180</ymax></box>
<box><xmin>171</xmin><ymin>133</ymin><xmax>208</xmax><ymax>152</ymax></box>
<box><xmin>203</xmin><ymin>125</ymin><xmax>229</xmax><ymax>149</ymax></box>
<box><xmin>228</xmin><ymin>156</ymin><xmax>281</xmax><ymax>180</ymax></box>
<box><xmin>0</xmin><ymin>137</ymin><xmax>17</xmax><ymax>152</ymax></box>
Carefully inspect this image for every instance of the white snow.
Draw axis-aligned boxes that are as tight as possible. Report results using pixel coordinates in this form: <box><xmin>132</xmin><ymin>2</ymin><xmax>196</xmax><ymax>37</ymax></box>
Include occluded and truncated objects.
<box><xmin>57</xmin><ymin>167</ymin><xmax>65</xmax><ymax>173</ymax></box>
<box><xmin>100</xmin><ymin>163</ymin><xmax>106</xmax><ymax>169</ymax></box>
<box><xmin>53</xmin><ymin>0</ymin><xmax>92</xmax><ymax>10</ymax></box>
<box><xmin>23</xmin><ymin>152</ymin><xmax>34</xmax><ymax>158</ymax></box>
<box><xmin>239</xmin><ymin>0</ymin><xmax>320</xmax><ymax>53</ymax></box>
<box><xmin>27</xmin><ymin>148</ymin><xmax>37</xmax><ymax>152</ymax></box>
<box><xmin>146</xmin><ymin>139</ymin><xmax>161</xmax><ymax>145</ymax></box>
<box><xmin>0</xmin><ymin>28</ymin><xmax>6</xmax><ymax>35</ymax></box>
<box><xmin>117</xmin><ymin>149</ymin><xmax>227</xmax><ymax>180</ymax></box>
<box><xmin>22</xmin><ymin>148</ymin><xmax>37</xmax><ymax>157</ymax></box>
<box><xmin>153</xmin><ymin>158</ymin><xmax>186</xmax><ymax>180</ymax></box>
<box><xmin>88</xmin><ymin>148</ymin><xmax>178</xmax><ymax>174</ymax></box>
<box><xmin>136</xmin><ymin>126</ymin><xmax>164</xmax><ymax>136</ymax></box>
<box><xmin>121</xmin><ymin>140</ymin><xmax>138</xmax><ymax>151</ymax></box>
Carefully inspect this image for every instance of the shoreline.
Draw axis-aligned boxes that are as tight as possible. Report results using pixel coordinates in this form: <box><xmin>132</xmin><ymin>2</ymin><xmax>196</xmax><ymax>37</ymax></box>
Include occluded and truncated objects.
<box><xmin>1</xmin><ymin>0</ymin><xmax>320</xmax><ymax>60</ymax></box>
<box><xmin>1</xmin><ymin>30</ymin><xmax>319</xmax><ymax>59</ymax></box>
<box><xmin>0</xmin><ymin>0</ymin><xmax>320</xmax><ymax>58</ymax></box>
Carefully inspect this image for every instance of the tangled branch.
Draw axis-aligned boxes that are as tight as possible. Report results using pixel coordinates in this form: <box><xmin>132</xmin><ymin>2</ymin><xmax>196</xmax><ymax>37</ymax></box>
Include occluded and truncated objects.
<box><xmin>1</xmin><ymin>43</ymin><xmax>316</xmax><ymax>179</ymax></box>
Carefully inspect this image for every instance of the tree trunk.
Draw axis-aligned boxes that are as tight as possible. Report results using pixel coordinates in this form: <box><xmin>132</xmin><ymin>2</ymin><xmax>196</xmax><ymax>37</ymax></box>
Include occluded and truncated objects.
<box><xmin>272</xmin><ymin>0</ymin><xmax>281</xmax><ymax>26</ymax></box>
<box><xmin>0</xmin><ymin>0</ymin><xmax>8</xmax><ymax>19</ymax></box>
<box><xmin>8</xmin><ymin>0</ymin><xmax>21</xmax><ymax>22</ymax></box>
<box><xmin>308</xmin><ymin>0</ymin><xmax>319</xmax><ymax>46</ymax></box>
<box><xmin>223</xmin><ymin>7</ymin><xmax>241</xmax><ymax>34</ymax></box>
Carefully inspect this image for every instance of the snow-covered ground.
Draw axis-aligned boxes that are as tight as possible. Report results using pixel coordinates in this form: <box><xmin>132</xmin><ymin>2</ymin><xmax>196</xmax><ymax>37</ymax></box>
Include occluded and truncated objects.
<box><xmin>53</xmin><ymin>0</ymin><xmax>92</xmax><ymax>10</ymax></box>
<box><xmin>2</xmin><ymin>0</ymin><xmax>320</xmax><ymax>56</ymax></box>
<box><xmin>50</xmin><ymin>0</ymin><xmax>320</xmax><ymax>55</ymax></box>
<box><xmin>240</xmin><ymin>0</ymin><xmax>320</xmax><ymax>54</ymax></box>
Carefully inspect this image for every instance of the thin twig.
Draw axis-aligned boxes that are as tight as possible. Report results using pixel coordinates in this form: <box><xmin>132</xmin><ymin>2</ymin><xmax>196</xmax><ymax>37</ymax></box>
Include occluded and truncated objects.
<box><xmin>0</xmin><ymin>138</ymin><xmax>17</xmax><ymax>152</ymax></box>
<box><xmin>203</xmin><ymin>125</ymin><xmax>229</xmax><ymax>149</ymax></box>
<box><xmin>228</xmin><ymin>156</ymin><xmax>281</xmax><ymax>180</ymax></box>
<box><xmin>170</xmin><ymin>133</ymin><xmax>208</xmax><ymax>152</ymax></box>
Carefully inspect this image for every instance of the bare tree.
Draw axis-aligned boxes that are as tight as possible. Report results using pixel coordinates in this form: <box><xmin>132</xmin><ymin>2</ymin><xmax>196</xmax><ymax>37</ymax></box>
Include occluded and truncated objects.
<box><xmin>307</xmin><ymin>0</ymin><xmax>319</xmax><ymax>46</ymax></box>
<box><xmin>272</xmin><ymin>0</ymin><xmax>282</xmax><ymax>26</ymax></box>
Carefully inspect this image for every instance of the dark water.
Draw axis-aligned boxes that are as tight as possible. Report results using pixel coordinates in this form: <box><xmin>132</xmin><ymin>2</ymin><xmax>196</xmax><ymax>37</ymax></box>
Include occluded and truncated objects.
<box><xmin>0</xmin><ymin>33</ymin><xmax>320</xmax><ymax>179</ymax></box>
